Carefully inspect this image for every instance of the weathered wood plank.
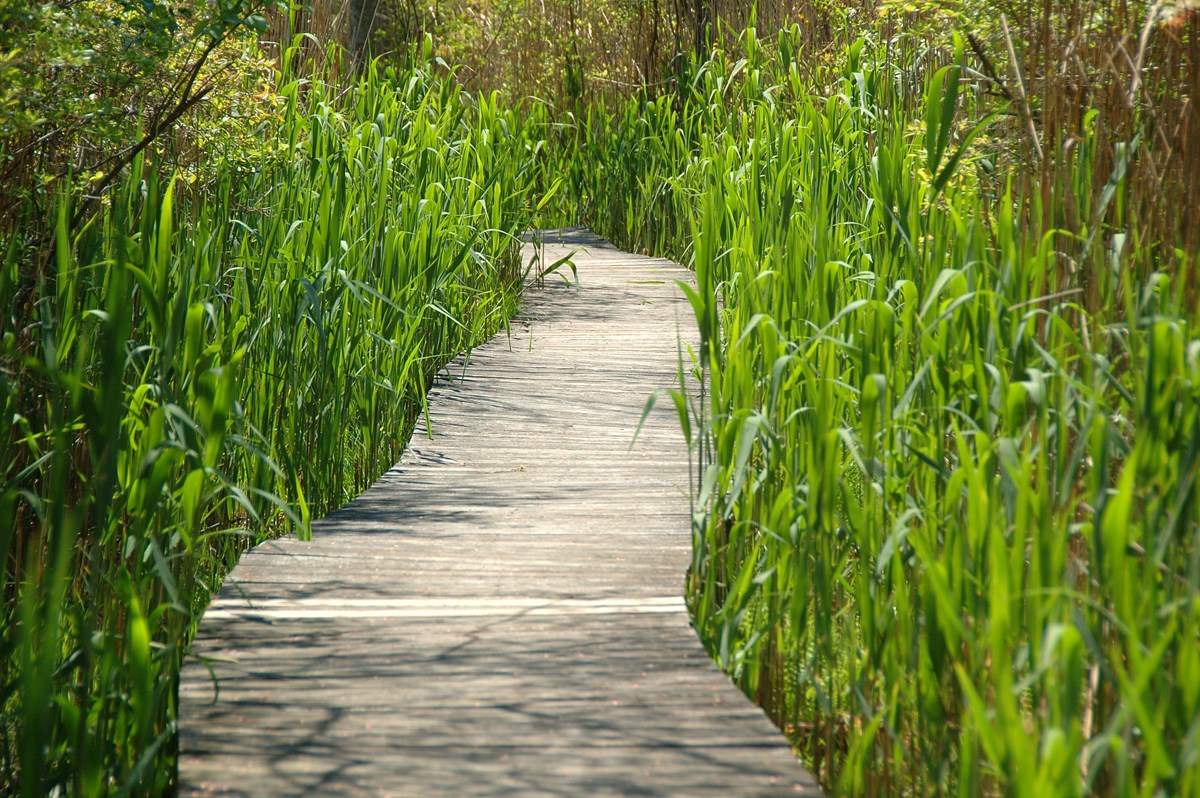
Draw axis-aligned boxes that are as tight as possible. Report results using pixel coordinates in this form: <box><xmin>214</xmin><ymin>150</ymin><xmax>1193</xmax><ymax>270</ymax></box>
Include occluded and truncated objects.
<box><xmin>178</xmin><ymin>229</ymin><xmax>820</xmax><ymax>797</ymax></box>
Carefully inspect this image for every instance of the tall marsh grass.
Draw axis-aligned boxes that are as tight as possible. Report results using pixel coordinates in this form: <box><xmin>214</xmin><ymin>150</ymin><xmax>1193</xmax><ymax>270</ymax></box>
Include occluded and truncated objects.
<box><xmin>556</xmin><ymin>23</ymin><xmax>1200</xmax><ymax>797</ymax></box>
<box><xmin>5</xmin><ymin>3</ymin><xmax>1198</xmax><ymax>794</ymax></box>
<box><xmin>0</xmin><ymin>44</ymin><xmax>544</xmax><ymax>794</ymax></box>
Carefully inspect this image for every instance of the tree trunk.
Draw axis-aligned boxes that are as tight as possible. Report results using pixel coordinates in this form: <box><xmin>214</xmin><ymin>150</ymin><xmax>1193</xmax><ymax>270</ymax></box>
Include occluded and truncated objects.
<box><xmin>349</xmin><ymin>0</ymin><xmax>381</xmax><ymax>66</ymax></box>
<box><xmin>692</xmin><ymin>0</ymin><xmax>710</xmax><ymax>59</ymax></box>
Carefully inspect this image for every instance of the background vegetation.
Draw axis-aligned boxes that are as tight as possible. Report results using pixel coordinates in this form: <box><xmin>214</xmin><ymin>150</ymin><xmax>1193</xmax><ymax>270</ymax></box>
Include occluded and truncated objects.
<box><xmin>3</xmin><ymin>0</ymin><xmax>1198</xmax><ymax>795</ymax></box>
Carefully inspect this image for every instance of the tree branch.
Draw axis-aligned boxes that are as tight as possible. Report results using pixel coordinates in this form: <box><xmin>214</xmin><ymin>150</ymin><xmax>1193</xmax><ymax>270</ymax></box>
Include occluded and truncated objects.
<box><xmin>68</xmin><ymin>33</ymin><xmax>226</xmax><ymax>229</ymax></box>
<box><xmin>965</xmin><ymin>31</ymin><xmax>1013</xmax><ymax>102</ymax></box>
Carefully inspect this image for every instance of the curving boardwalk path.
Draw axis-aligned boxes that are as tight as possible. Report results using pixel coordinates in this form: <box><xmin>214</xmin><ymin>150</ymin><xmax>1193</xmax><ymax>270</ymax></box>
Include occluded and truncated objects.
<box><xmin>178</xmin><ymin>230</ymin><xmax>820</xmax><ymax>797</ymax></box>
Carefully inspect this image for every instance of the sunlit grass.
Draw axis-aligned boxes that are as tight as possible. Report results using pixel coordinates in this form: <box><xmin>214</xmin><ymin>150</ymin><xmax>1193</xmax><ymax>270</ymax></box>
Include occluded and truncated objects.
<box><xmin>554</xmin><ymin>26</ymin><xmax>1200</xmax><ymax>798</ymax></box>
<box><xmin>4</xmin><ymin>13</ymin><xmax>1198</xmax><ymax>797</ymax></box>
<box><xmin>0</xmin><ymin>45</ymin><xmax>546</xmax><ymax>794</ymax></box>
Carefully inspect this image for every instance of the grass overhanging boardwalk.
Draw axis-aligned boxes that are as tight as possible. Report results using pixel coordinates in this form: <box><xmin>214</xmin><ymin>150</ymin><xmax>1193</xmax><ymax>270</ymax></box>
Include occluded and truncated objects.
<box><xmin>179</xmin><ymin>230</ymin><xmax>820</xmax><ymax>797</ymax></box>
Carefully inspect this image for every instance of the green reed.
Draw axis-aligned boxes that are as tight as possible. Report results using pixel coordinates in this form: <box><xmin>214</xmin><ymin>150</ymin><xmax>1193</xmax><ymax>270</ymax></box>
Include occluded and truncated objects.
<box><xmin>554</xmin><ymin>25</ymin><xmax>1200</xmax><ymax>798</ymax></box>
<box><xmin>0</xmin><ymin>44</ymin><xmax>545</xmax><ymax>794</ymax></box>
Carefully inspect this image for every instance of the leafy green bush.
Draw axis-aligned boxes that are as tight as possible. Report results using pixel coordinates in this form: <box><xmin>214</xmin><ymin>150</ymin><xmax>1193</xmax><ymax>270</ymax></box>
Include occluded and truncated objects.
<box><xmin>0</xmin><ymin>0</ymin><xmax>283</xmax><ymax>228</ymax></box>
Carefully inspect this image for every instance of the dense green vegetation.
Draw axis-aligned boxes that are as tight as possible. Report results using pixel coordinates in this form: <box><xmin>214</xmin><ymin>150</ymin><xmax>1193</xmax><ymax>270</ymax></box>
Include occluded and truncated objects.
<box><xmin>1</xmin><ymin>34</ymin><xmax>546</xmax><ymax>794</ymax></box>
<box><xmin>4</xmin><ymin>0</ymin><xmax>1199</xmax><ymax>795</ymax></box>
<box><xmin>551</xmin><ymin>17</ymin><xmax>1200</xmax><ymax>798</ymax></box>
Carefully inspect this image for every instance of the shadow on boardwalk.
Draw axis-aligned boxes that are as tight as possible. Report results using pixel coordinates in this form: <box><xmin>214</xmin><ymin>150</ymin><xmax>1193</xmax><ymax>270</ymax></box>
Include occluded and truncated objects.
<box><xmin>179</xmin><ymin>230</ymin><xmax>821</xmax><ymax>797</ymax></box>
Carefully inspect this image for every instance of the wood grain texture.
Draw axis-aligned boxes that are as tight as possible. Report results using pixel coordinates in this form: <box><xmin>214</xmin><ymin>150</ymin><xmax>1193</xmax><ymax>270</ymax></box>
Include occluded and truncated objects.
<box><xmin>178</xmin><ymin>229</ymin><xmax>821</xmax><ymax>797</ymax></box>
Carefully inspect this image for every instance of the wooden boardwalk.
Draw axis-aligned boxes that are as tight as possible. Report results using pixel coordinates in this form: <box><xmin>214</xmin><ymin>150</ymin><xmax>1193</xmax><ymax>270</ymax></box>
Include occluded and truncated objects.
<box><xmin>178</xmin><ymin>230</ymin><xmax>820</xmax><ymax>797</ymax></box>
